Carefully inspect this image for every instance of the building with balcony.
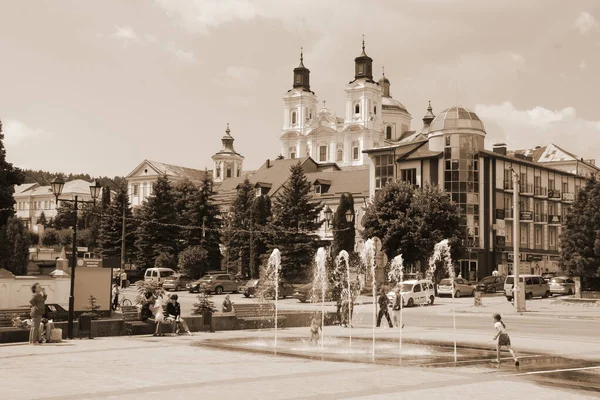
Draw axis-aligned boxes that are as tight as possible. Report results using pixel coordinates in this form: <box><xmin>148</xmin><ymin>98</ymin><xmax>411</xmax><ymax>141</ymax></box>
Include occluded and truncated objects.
<box><xmin>13</xmin><ymin>179</ymin><xmax>96</xmax><ymax>231</ymax></box>
<box><xmin>364</xmin><ymin>106</ymin><xmax>599</xmax><ymax>281</ymax></box>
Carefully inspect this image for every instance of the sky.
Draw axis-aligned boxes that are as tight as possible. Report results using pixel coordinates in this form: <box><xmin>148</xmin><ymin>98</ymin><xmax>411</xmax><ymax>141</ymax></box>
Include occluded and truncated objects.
<box><xmin>1</xmin><ymin>0</ymin><xmax>599</xmax><ymax>177</ymax></box>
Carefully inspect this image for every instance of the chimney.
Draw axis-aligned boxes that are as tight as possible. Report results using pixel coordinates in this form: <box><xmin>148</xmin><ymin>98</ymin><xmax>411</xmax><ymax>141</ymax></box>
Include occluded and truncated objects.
<box><xmin>266</xmin><ymin>159</ymin><xmax>271</xmax><ymax>168</ymax></box>
<box><xmin>585</xmin><ymin>159</ymin><xmax>595</xmax><ymax>166</ymax></box>
<box><xmin>493</xmin><ymin>143</ymin><xmax>507</xmax><ymax>156</ymax></box>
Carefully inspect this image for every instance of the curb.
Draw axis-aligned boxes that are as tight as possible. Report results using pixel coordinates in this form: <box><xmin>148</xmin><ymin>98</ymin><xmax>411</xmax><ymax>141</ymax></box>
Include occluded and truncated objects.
<box><xmin>453</xmin><ymin>310</ymin><xmax>600</xmax><ymax>321</ymax></box>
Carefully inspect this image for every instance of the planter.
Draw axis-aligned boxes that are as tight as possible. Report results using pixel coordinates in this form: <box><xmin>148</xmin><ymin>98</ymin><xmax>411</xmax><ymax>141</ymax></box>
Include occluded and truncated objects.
<box><xmin>78</xmin><ymin>315</ymin><xmax>93</xmax><ymax>339</ymax></box>
<box><xmin>202</xmin><ymin>310</ymin><xmax>214</xmax><ymax>332</ymax></box>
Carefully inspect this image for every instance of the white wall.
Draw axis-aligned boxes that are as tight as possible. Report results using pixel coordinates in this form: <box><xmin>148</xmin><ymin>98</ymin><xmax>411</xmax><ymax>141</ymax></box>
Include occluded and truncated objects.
<box><xmin>0</xmin><ymin>276</ymin><xmax>70</xmax><ymax>309</ymax></box>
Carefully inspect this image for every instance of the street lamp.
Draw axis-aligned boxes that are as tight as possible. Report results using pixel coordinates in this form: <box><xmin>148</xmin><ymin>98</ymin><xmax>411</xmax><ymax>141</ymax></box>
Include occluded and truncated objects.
<box><xmin>345</xmin><ymin>209</ymin><xmax>355</xmax><ymax>223</ymax></box>
<box><xmin>323</xmin><ymin>205</ymin><xmax>333</xmax><ymax>226</ymax></box>
<box><xmin>51</xmin><ymin>177</ymin><xmax>101</xmax><ymax>339</ymax></box>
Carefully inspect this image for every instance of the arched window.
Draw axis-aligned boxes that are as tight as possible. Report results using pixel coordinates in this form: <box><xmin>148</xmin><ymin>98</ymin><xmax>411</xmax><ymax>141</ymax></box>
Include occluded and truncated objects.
<box><xmin>226</xmin><ymin>162</ymin><xmax>232</xmax><ymax>178</ymax></box>
<box><xmin>291</xmin><ymin>111</ymin><xmax>297</xmax><ymax>125</ymax></box>
<box><xmin>386</xmin><ymin>126</ymin><xmax>392</xmax><ymax>140</ymax></box>
<box><xmin>373</xmin><ymin>105</ymin><xmax>377</xmax><ymax>115</ymax></box>
<box><xmin>354</xmin><ymin>103</ymin><xmax>360</xmax><ymax>115</ymax></box>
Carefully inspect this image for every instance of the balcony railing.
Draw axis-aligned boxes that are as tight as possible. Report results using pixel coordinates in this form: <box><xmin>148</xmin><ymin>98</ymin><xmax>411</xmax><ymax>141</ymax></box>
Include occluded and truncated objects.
<box><xmin>534</xmin><ymin>187</ymin><xmax>548</xmax><ymax>197</ymax></box>
<box><xmin>562</xmin><ymin>192</ymin><xmax>575</xmax><ymax>202</ymax></box>
<box><xmin>548</xmin><ymin>189</ymin><xmax>562</xmax><ymax>200</ymax></box>
<box><xmin>503</xmin><ymin>181</ymin><xmax>513</xmax><ymax>191</ymax></box>
<box><xmin>534</xmin><ymin>213</ymin><xmax>547</xmax><ymax>223</ymax></box>
<box><xmin>504</xmin><ymin>209</ymin><xmax>513</xmax><ymax>218</ymax></box>
<box><xmin>520</xmin><ymin>183</ymin><xmax>534</xmax><ymax>194</ymax></box>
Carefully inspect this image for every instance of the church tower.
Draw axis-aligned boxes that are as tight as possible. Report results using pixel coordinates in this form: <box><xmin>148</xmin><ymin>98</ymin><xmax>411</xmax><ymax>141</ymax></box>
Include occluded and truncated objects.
<box><xmin>212</xmin><ymin>124</ymin><xmax>244</xmax><ymax>183</ymax></box>
<box><xmin>281</xmin><ymin>49</ymin><xmax>319</xmax><ymax>159</ymax></box>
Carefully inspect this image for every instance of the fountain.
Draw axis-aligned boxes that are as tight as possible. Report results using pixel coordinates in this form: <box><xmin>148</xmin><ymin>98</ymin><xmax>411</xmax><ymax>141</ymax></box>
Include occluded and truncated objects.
<box><xmin>335</xmin><ymin>250</ymin><xmax>352</xmax><ymax>346</ymax></box>
<box><xmin>360</xmin><ymin>238</ymin><xmax>377</xmax><ymax>357</ymax></box>
<box><xmin>313</xmin><ymin>247</ymin><xmax>328</xmax><ymax>350</ymax></box>
<box><xmin>388</xmin><ymin>254</ymin><xmax>404</xmax><ymax>364</ymax></box>
<box><xmin>266</xmin><ymin>249</ymin><xmax>281</xmax><ymax>348</ymax></box>
<box><xmin>428</xmin><ymin>239</ymin><xmax>456</xmax><ymax>362</ymax></box>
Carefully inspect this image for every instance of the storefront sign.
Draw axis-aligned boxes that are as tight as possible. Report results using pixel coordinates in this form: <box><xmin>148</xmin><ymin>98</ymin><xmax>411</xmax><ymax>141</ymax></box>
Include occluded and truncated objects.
<box><xmin>548</xmin><ymin>215</ymin><xmax>561</xmax><ymax>224</ymax></box>
<box><xmin>520</xmin><ymin>211</ymin><xmax>533</xmax><ymax>221</ymax></box>
<box><xmin>526</xmin><ymin>254</ymin><xmax>544</xmax><ymax>262</ymax></box>
<box><xmin>563</xmin><ymin>192</ymin><xmax>575</xmax><ymax>202</ymax></box>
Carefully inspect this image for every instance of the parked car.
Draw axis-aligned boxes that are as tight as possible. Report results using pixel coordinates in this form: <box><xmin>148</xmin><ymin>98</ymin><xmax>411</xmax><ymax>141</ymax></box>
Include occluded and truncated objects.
<box><xmin>504</xmin><ymin>274</ymin><xmax>551</xmax><ymax>300</ymax></box>
<box><xmin>261</xmin><ymin>281</ymin><xmax>295</xmax><ymax>299</ymax></box>
<box><xmin>144</xmin><ymin>268</ymin><xmax>176</xmax><ymax>284</ymax></box>
<box><xmin>387</xmin><ymin>280</ymin><xmax>436</xmax><ymax>307</ymax></box>
<box><xmin>187</xmin><ymin>274</ymin><xmax>242</xmax><ymax>294</ymax></box>
<box><xmin>293</xmin><ymin>283</ymin><xmax>334</xmax><ymax>303</ymax></box>
<box><xmin>475</xmin><ymin>276</ymin><xmax>505</xmax><ymax>293</ymax></box>
<box><xmin>549</xmin><ymin>276</ymin><xmax>576</xmax><ymax>295</ymax></box>
<box><xmin>162</xmin><ymin>274</ymin><xmax>193</xmax><ymax>291</ymax></box>
<box><xmin>44</xmin><ymin>304</ymin><xmax>68</xmax><ymax>321</ymax></box>
<box><xmin>437</xmin><ymin>278</ymin><xmax>476</xmax><ymax>298</ymax></box>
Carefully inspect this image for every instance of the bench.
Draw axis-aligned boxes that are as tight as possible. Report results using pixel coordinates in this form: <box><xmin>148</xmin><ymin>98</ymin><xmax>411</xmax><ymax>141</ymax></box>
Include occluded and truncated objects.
<box><xmin>120</xmin><ymin>304</ymin><xmax>171</xmax><ymax>335</ymax></box>
<box><xmin>234</xmin><ymin>303</ymin><xmax>286</xmax><ymax>330</ymax></box>
<box><xmin>0</xmin><ymin>308</ymin><xmax>30</xmax><ymax>328</ymax></box>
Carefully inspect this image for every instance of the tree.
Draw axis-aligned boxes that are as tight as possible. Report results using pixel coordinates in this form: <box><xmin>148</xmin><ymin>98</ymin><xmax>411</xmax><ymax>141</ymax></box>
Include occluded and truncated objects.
<box><xmin>98</xmin><ymin>189</ymin><xmax>135</xmax><ymax>260</ymax></box>
<box><xmin>37</xmin><ymin>211</ymin><xmax>48</xmax><ymax>227</ymax></box>
<box><xmin>0</xmin><ymin>217</ymin><xmax>30</xmax><ymax>275</ymax></box>
<box><xmin>135</xmin><ymin>175</ymin><xmax>179</xmax><ymax>271</ymax></box>
<box><xmin>179</xmin><ymin>246</ymin><xmax>208</xmax><ymax>279</ymax></box>
<box><xmin>249</xmin><ymin>194</ymin><xmax>272</xmax><ymax>278</ymax></box>
<box><xmin>560</xmin><ymin>176</ymin><xmax>600</xmax><ymax>277</ymax></box>
<box><xmin>28</xmin><ymin>231</ymin><xmax>40</xmax><ymax>246</ymax></box>
<box><xmin>47</xmin><ymin>217</ymin><xmax>54</xmax><ymax>228</ymax></box>
<box><xmin>221</xmin><ymin>179</ymin><xmax>254</xmax><ymax>276</ymax></box>
<box><xmin>267</xmin><ymin>162</ymin><xmax>323</xmax><ymax>282</ymax></box>
<box><xmin>53</xmin><ymin>202</ymin><xmax>77</xmax><ymax>230</ymax></box>
<box><xmin>101</xmin><ymin>186</ymin><xmax>111</xmax><ymax>210</ymax></box>
<box><xmin>41</xmin><ymin>228</ymin><xmax>59</xmax><ymax>246</ymax></box>
<box><xmin>198</xmin><ymin>174</ymin><xmax>222</xmax><ymax>270</ymax></box>
<box><xmin>155</xmin><ymin>252</ymin><xmax>178</xmax><ymax>269</ymax></box>
<box><xmin>0</xmin><ymin>119</ymin><xmax>25</xmax><ymax>227</ymax></box>
<box><xmin>332</xmin><ymin>193</ymin><xmax>356</xmax><ymax>257</ymax></box>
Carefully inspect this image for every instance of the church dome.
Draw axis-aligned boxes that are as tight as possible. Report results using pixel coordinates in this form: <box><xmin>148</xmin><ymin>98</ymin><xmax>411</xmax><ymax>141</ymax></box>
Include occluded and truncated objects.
<box><xmin>428</xmin><ymin>106</ymin><xmax>485</xmax><ymax>134</ymax></box>
<box><xmin>381</xmin><ymin>96</ymin><xmax>408</xmax><ymax>113</ymax></box>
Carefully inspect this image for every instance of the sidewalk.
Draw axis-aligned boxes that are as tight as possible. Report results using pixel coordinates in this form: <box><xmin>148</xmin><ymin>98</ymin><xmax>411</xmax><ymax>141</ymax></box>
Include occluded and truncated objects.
<box><xmin>453</xmin><ymin>296</ymin><xmax>600</xmax><ymax>320</ymax></box>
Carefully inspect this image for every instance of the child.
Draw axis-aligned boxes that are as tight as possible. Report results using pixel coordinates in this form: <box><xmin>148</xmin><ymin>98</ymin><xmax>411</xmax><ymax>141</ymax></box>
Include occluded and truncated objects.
<box><xmin>152</xmin><ymin>297</ymin><xmax>165</xmax><ymax>337</ymax></box>
<box><xmin>492</xmin><ymin>313</ymin><xmax>519</xmax><ymax>367</ymax></box>
<box><xmin>309</xmin><ymin>317</ymin><xmax>320</xmax><ymax>345</ymax></box>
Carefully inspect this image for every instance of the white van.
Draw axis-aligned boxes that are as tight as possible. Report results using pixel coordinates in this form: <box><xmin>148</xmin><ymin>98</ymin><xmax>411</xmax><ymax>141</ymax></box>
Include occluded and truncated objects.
<box><xmin>144</xmin><ymin>268</ymin><xmax>176</xmax><ymax>284</ymax></box>
<box><xmin>387</xmin><ymin>279</ymin><xmax>436</xmax><ymax>307</ymax></box>
<box><xmin>504</xmin><ymin>274</ymin><xmax>551</xmax><ymax>300</ymax></box>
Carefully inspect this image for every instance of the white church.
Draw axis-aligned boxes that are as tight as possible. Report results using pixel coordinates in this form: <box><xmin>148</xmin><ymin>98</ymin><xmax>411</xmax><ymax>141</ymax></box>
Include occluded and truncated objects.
<box><xmin>279</xmin><ymin>40</ymin><xmax>433</xmax><ymax>168</ymax></box>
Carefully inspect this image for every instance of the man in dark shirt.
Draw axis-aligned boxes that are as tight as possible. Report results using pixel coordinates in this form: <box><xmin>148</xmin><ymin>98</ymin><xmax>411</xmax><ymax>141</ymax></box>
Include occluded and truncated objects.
<box><xmin>376</xmin><ymin>289</ymin><xmax>393</xmax><ymax>328</ymax></box>
<box><xmin>166</xmin><ymin>295</ymin><xmax>191</xmax><ymax>335</ymax></box>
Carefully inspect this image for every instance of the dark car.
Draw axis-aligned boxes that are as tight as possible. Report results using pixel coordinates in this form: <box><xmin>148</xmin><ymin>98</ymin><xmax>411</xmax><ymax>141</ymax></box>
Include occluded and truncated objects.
<box><xmin>475</xmin><ymin>276</ymin><xmax>505</xmax><ymax>293</ymax></box>
<box><xmin>44</xmin><ymin>304</ymin><xmax>68</xmax><ymax>321</ymax></box>
<box><xmin>293</xmin><ymin>283</ymin><xmax>334</xmax><ymax>303</ymax></box>
<box><xmin>241</xmin><ymin>279</ymin><xmax>294</xmax><ymax>299</ymax></box>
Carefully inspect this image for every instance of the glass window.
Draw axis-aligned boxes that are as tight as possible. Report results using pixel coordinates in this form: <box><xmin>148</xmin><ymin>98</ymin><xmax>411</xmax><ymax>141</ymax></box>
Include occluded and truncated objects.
<box><xmin>375</xmin><ymin>155</ymin><xmax>394</xmax><ymax>189</ymax></box>
<box><xmin>336</xmin><ymin>149</ymin><xmax>343</xmax><ymax>162</ymax></box>
<box><xmin>353</xmin><ymin>146</ymin><xmax>359</xmax><ymax>160</ymax></box>
<box><xmin>315</xmin><ymin>185</ymin><xmax>321</xmax><ymax>194</ymax></box>
<box><xmin>319</xmin><ymin>146</ymin><xmax>327</xmax><ymax>162</ymax></box>
<box><xmin>355</xmin><ymin>104</ymin><xmax>360</xmax><ymax>114</ymax></box>
<box><xmin>414</xmin><ymin>284</ymin><xmax>422</xmax><ymax>293</ymax></box>
<box><xmin>386</xmin><ymin>126</ymin><xmax>392</xmax><ymax>140</ymax></box>
<box><xmin>401</xmin><ymin>168</ymin><xmax>417</xmax><ymax>185</ymax></box>
<box><xmin>226</xmin><ymin>164</ymin><xmax>232</xmax><ymax>178</ymax></box>
<box><xmin>291</xmin><ymin>111</ymin><xmax>297</xmax><ymax>125</ymax></box>
<box><xmin>133</xmin><ymin>184</ymin><xmax>139</xmax><ymax>196</ymax></box>
<box><xmin>445</xmin><ymin>136</ymin><xmax>451</xmax><ymax>147</ymax></box>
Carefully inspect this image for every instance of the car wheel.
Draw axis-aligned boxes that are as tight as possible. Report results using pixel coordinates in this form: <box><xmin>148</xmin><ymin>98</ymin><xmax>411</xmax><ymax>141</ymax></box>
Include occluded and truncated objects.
<box><xmin>506</xmin><ymin>296</ymin><xmax>513</xmax><ymax>302</ymax></box>
<box><xmin>454</xmin><ymin>291</ymin><xmax>461</xmax><ymax>298</ymax></box>
<box><xmin>176</xmin><ymin>285</ymin><xmax>181</xmax><ymax>291</ymax></box>
<box><xmin>282</xmin><ymin>295</ymin><xmax>287</xmax><ymax>299</ymax></box>
<box><xmin>471</xmin><ymin>290</ymin><xmax>475</xmax><ymax>297</ymax></box>
<box><xmin>543</xmin><ymin>291</ymin><xmax>550</xmax><ymax>299</ymax></box>
<box><xmin>407</xmin><ymin>298</ymin><xmax>414</xmax><ymax>307</ymax></box>
<box><xmin>428</xmin><ymin>295</ymin><xmax>435</xmax><ymax>305</ymax></box>
<box><xmin>568</xmin><ymin>289</ymin><xmax>573</xmax><ymax>295</ymax></box>
<box><xmin>299</xmin><ymin>299</ymin><xmax>306</xmax><ymax>303</ymax></box>
<box><xmin>215</xmin><ymin>286</ymin><xmax>224</xmax><ymax>295</ymax></box>
<box><xmin>244</xmin><ymin>294</ymin><xmax>250</xmax><ymax>298</ymax></box>
<box><xmin>526</xmin><ymin>292</ymin><xmax>533</xmax><ymax>300</ymax></box>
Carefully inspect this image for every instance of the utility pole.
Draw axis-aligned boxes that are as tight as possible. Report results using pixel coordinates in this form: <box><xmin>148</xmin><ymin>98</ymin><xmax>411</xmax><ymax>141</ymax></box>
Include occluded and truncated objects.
<box><xmin>119</xmin><ymin>199</ymin><xmax>126</xmax><ymax>289</ymax></box>
<box><xmin>511</xmin><ymin>168</ymin><xmax>525</xmax><ymax>312</ymax></box>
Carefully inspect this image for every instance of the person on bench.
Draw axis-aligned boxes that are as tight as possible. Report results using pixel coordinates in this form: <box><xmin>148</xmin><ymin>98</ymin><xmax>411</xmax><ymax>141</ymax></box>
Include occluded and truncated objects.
<box><xmin>151</xmin><ymin>296</ymin><xmax>165</xmax><ymax>337</ymax></box>
<box><xmin>166</xmin><ymin>295</ymin><xmax>191</xmax><ymax>336</ymax></box>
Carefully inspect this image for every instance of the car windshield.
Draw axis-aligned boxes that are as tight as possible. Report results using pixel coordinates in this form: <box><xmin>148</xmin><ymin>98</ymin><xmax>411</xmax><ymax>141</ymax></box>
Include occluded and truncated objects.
<box><xmin>439</xmin><ymin>279</ymin><xmax>452</xmax><ymax>285</ymax></box>
<box><xmin>400</xmin><ymin>283</ymin><xmax>414</xmax><ymax>292</ymax></box>
<box><xmin>247</xmin><ymin>279</ymin><xmax>259</xmax><ymax>287</ymax></box>
<box><xmin>505</xmin><ymin>277</ymin><xmax>514</xmax><ymax>284</ymax></box>
<box><xmin>161</xmin><ymin>271</ymin><xmax>175</xmax><ymax>278</ymax></box>
<box><xmin>200</xmin><ymin>275</ymin><xmax>215</xmax><ymax>281</ymax></box>
<box><xmin>480</xmin><ymin>277</ymin><xmax>494</xmax><ymax>283</ymax></box>
<box><xmin>551</xmin><ymin>278</ymin><xmax>565</xmax><ymax>283</ymax></box>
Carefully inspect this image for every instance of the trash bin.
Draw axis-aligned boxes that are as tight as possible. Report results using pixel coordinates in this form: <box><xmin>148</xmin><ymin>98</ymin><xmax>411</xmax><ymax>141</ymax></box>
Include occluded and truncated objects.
<box><xmin>78</xmin><ymin>315</ymin><xmax>93</xmax><ymax>339</ymax></box>
<box><xmin>202</xmin><ymin>310</ymin><xmax>214</xmax><ymax>332</ymax></box>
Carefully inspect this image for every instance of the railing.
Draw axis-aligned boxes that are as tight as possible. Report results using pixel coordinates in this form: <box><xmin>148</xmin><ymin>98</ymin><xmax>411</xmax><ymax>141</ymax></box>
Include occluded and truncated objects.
<box><xmin>504</xmin><ymin>209</ymin><xmax>513</xmax><ymax>218</ymax></box>
<box><xmin>562</xmin><ymin>192</ymin><xmax>575</xmax><ymax>202</ymax></box>
<box><xmin>534</xmin><ymin>213</ymin><xmax>547</xmax><ymax>223</ymax></box>
<box><xmin>503</xmin><ymin>181</ymin><xmax>513</xmax><ymax>190</ymax></box>
<box><xmin>520</xmin><ymin>183</ymin><xmax>534</xmax><ymax>194</ymax></box>
<box><xmin>548</xmin><ymin>190</ymin><xmax>562</xmax><ymax>199</ymax></box>
<box><xmin>534</xmin><ymin>187</ymin><xmax>547</xmax><ymax>197</ymax></box>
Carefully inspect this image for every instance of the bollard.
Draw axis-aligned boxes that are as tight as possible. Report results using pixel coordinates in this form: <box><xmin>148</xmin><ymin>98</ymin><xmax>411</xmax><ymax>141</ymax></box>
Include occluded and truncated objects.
<box><xmin>474</xmin><ymin>290</ymin><xmax>483</xmax><ymax>307</ymax></box>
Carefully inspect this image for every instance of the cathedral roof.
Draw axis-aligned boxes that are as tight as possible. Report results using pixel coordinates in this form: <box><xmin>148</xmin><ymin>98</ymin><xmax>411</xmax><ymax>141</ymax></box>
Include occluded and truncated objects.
<box><xmin>381</xmin><ymin>96</ymin><xmax>408</xmax><ymax>113</ymax></box>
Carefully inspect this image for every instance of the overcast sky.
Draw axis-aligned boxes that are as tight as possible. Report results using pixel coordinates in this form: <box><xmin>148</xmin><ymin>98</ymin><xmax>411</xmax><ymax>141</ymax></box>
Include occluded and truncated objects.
<box><xmin>1</xmin><ymin>0</ymin><xmax>599</xmax><ymax>177</ymax></box>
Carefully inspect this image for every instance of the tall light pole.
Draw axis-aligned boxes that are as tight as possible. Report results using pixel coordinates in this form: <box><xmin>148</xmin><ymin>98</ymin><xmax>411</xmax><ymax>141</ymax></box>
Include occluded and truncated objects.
<box><xmin>51</xmin><ymin>177</ymin><xmax>102</xmax><ymax>339</ymax></box>
<box><xmin>509</xmin><ymin>168</ymin><xmax>525</xmax><ymax>312</ymax></box>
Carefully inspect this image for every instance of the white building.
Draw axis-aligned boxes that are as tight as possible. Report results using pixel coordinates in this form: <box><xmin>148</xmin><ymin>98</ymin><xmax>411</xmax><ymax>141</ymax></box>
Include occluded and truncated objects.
<box><xmin>212</xmin><ymin>123</ymin><xmax>244</xmax><ymax>183</ymax></box>
<box><xmin>14</xmin><ymin>179</ymin><xmax>95</xmax><ymax>231</ymax></box>
<box><xmin>280</xmin><ymin>41</ymin><xmax>413</xmax><ymax>168</ymax></box>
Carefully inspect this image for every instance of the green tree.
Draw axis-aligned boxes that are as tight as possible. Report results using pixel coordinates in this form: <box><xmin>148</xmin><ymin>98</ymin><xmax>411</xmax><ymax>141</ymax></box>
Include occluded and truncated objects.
<box><xmin>249</xmin><ymin>194</ymin><xmax>271</xmax><ymax>278</ymax></box>
<box><xmin>37</xmin><ymin>211</ymin><xmax>48</xmax><ymax>227</ymax></box>
<box><xmin>53</xmin><ymin>202</ymin><xmax>77</xmax><ymax>230</ymax></box>
<box><xmin>98</xmin><ymin>189</ymin><xmax>135</xmax><ymax>260</ymax></box>
<box><xmin>560</xmin><ymin>176</ymin><xmax>600</xmax><ymax>277</ymax></box>
<box><xmin>0</xmin><ymin>119</ymin><xmax>25</xmax><ymax>226</ymax></box>
<box><xmin>198</xmin><ymin>174</ymin><xmax>221</xmax><ymax>270</ymax></box>
<box><xmin>331</xmin><ymin>193</ymin><xmax>356</xmax><ymax>257</ymax></box>
<box><xmin>221</xmin><ymin>179</ymin><xmax>254</xmax><ymax>276</ymax></box>
<box><xmin>154</xmin><ymin>252</ymin><xmax>178</xmax><ymax>269</ymax></box>
<box><xmin>0</xmin><ymin>217</ymin><xmax>30</xmax><ymax>275</ymax></box>
<box><xmin>41</xmin><ymin>228</ymin><xmax>59</xmax><ymax>246</ymax></box>
<box><xmin>47</xmin><ymin>217</ymin><xmax>54</xmax><ymax>228</ymax></box>
<box><xmin>179</xmin><ymin>246</ymin><xmax>208</xmax><ymax>279</ymax></box>
<box><xmin>101</xmin><ymin>186</ymin><xmax>111</xmax><ymax>210</ymax></box>
<box><xmin>135</xmin><ymin>175</ymin><xmax>178</xmax><ymax>271</ymax></box>
<box><xmin>267</xmin><ymin>162</ymin><xmax>323</xmax><ymax>282</ymax></box>
<box><xmin>28</xmin><ymin>231</ymin><xmax>40</xmax><ymax>246</ymax></box>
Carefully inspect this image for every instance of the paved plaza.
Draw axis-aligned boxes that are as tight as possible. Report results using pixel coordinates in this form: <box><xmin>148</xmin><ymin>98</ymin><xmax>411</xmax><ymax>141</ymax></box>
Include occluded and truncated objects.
<box><xmin>2</xmin><ymin>323</ymin><xmax>600</xmax><ymax>399</ymax></box>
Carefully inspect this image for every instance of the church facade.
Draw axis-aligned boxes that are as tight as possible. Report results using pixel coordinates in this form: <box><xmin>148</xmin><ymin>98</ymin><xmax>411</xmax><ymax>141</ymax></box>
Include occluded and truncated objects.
<box><xmin>279</xmin><ymin>41</ymin><xmax>417</xmax><ymax>168</ymax></box>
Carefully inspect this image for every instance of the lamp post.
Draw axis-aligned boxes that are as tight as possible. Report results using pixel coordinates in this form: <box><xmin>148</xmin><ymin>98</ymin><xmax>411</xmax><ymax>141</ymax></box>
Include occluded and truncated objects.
<box><xmin>345</xmin><ymin>209</ymin><xmax>354</xmax><ymax>224</ymax></box>
<box><xmin>51</xmin><ymin>177</ymin><xmax>101</xmax><ymax>339</ymax></box>
<box><xmin>509</xmin><ymin>168</ymin><xmax>525</xmax><ymax>312</ymax></box>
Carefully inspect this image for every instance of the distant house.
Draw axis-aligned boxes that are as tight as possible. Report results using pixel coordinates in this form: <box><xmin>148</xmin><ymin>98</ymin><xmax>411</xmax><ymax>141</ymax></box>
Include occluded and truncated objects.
<box><xmin>14</xmin><ymin>179</ymin><xmax>96</xmax><ymax>231</ymax></box>
<box><xmin>125</xmin><ymin>160</ymin><xmax>211</xmax><ymax>207</ymax></box>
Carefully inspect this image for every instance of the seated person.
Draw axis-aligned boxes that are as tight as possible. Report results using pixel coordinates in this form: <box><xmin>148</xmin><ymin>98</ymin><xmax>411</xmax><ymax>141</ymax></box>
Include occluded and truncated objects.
<box><xmin>222</xmin><ymin>294</ymin><xmax>233</xmax><ymax>313</ymax></box>
<box><xmin>166</xmin><ymin>295</ymin><xmax>191</xmax><ymax>335</ymax></box>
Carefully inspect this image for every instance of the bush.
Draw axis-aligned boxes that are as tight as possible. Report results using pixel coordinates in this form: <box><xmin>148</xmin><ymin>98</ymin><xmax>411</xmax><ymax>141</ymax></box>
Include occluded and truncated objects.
<box><xmin>41</xmin><ymin>228</ymin><xmax>59</xmax><ymax>246</ymax></box>
<box><xmin>57</xmin><ymin>229</ymin><xmax>73</xmax><ymax>246</ymax></box>
<box><xmin>178</xmin><ymin>246</ymin><xmax>208</xmax><ymax>279</ymax></box>
<box><xmin>192</xmin><ymin>292</ymin><xmax>215</xmax><ymax>315</ymax></box>
<box><xmin>155</xmin><ymin>252</ymin><xmax>177</xmax><ymax>269</ymax></box>
<box><xmin>28</xmin><ymin>231</ymin><xmax>40</xmax><ymax>246</ymax></box>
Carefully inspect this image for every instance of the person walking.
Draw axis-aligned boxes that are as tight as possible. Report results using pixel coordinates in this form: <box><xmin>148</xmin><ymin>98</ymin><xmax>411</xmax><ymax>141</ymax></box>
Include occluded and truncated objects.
<box><xmin>392</xmin><ymin>289</ymin><xmax>405</xmax><ymax>328</ymax></box>
<box><xmin>376</xmin><ymin>289</ymin><xmax>393</xmax><ymax>328</ymax></box>
<box><xmin>166</xmin><ymin>295</ymin><xmax>192</xmax><ymax>336</ymax></box>
<box><xmin>29</xmin><ymin>283</ymin><xmax>47</xmax><ymax>345</ymax></box>
<box><xmin>111</xmin><ymin>284</ymin><xmax>119</xmax><ymax>311</ymax></box>
<box><xmin>492</xmin><ymin>313</ymin><xmax>519</xmax><ymax>367</ymax></box>
<box><xmin>120</xmin><ymin>271</ymin><xmax>127</xmax><ymax>289</ymax></box>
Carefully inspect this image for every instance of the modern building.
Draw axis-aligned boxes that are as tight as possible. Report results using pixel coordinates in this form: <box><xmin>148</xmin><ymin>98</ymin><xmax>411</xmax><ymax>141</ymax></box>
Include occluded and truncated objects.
<box><xmin>364</xmin><ymin>106</ymin><xmax>599</xmax><ymax>281</ymax></box>
<box><xmin>280</xmin><ymin>41</ymin><xmax>412</xmax><ymax>168</ymax></box>
<box><xmin>14</xmin><ymin>180</ymin><xmax>96</xmax><ymax>231</ymax></box>
<box><xmin>125</xmin><ymin>160</ymin><xmax>211</xmax><ymax>207</ymax></box>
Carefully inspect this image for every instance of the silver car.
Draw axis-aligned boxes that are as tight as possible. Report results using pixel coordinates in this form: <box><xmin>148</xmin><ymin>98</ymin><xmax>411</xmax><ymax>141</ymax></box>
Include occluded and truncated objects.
<box><xmin>549</xmin><ymin>277</ymin><xmax>576</xmax><ymax>295</ymax></box>
<box><xmin>437</xmin><ymin>278</ymin><xmax>476</xmax><ymax>298</ymax></box>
